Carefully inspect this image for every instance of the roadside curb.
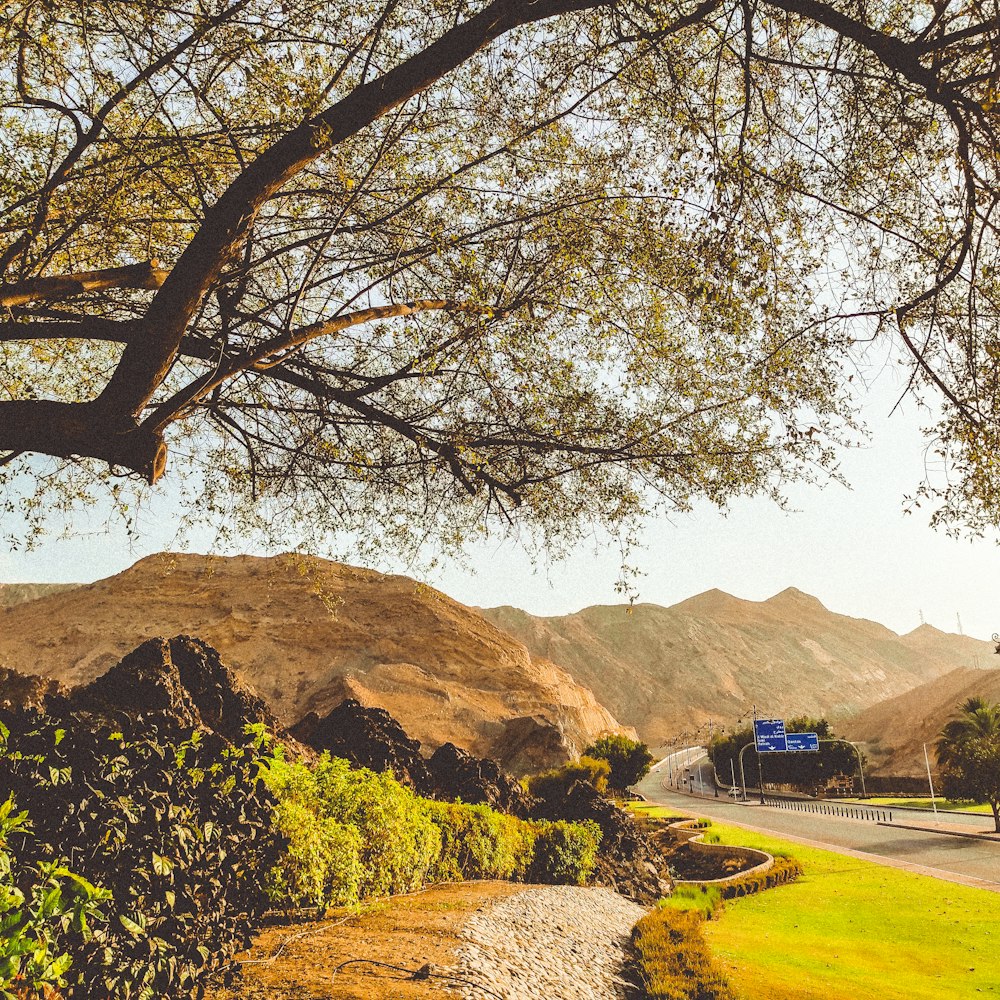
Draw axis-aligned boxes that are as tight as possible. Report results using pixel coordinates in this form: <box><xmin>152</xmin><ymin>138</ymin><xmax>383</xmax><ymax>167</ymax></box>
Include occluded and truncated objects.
<box><xmin>879</xmin><ymin>820</ymin><xmax>1000</xmax><ymax>844</ymax></box>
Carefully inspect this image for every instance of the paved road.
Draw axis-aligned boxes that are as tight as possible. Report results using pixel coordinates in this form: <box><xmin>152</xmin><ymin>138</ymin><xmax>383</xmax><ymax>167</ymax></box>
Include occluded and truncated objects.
<box><xmin>639</xmin><ymin>750</ymin><xmax>1000</xmax><ymax>892</ymax></box>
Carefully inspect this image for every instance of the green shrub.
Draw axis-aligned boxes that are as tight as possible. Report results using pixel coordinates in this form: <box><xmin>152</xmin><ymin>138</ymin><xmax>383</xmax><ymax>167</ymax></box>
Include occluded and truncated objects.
<box><xmin>264</xmin><ymin>753</ymin><xmax>603</xmax><ymax>910</ymax></box>
<box><xmin>526</xmin><ymin>757</ymin><xmax>612</xmax><ymax>800</ymax></box>
<box><xmin>716</xmin><ymin>856</ymin><xmax>803</xmax><ymax>899</ymax></box>
<box><xmin>429</xmin><ymin>802</ymin><xmax>536</xmax><ymax>882</ymax></box>
<box><xmin>266</xmin><ymin>798</ymin><xmax>363</xmax><ymax>908</ymax></box>
<box><xmin>0</xmin><ymin>714</ymin><xmax>283</xmax><ymax>1000</ymax></box>
<box><xmin>632</xmin><ymin>907</ymin><xmax>734</xmax><ymax>1000</ymax></box>
<box><xmin>264</xmin><ymin>752</ymin><xmax>441</xmax><ymax>903</ymax></box>
<box><xmin>659</xmin><ymin>884</ymin><xmax>724</xmax><ymax>921</ymax></box>
<box><xmin>583</xmin><ymin>735</ymin><xmax>654</xmax><ymax>790</ymax></box>
<box><xmin>530</xmin><ymin>820</ymin><xmax>601</xmax><ymax>885</ymax></box>
<box><xmin>0</xmin><ymin>795</ymin><xmax>110</xmax><ymax>1000</ymax></box>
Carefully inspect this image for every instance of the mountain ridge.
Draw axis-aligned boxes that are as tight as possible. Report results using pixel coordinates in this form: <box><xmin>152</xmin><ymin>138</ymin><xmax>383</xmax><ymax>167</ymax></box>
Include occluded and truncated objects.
<box><xmin>480</xmin><ymin>590</ymin><xmax>992</xmax><ymax>745</ymax></box>
<box><xmin>0</xmin><ymin>552</ymin><xmax>626</xmax><ymax>772</ymax></box>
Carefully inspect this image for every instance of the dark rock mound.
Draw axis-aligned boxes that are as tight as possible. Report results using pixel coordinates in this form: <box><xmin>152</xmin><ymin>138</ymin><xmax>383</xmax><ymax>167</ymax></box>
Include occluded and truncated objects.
<box><xmin>532</xmin><ymin>780</ymin><xmax>671</xmax><ymax>902</ymax></box>
<box><xmin>491</xmin><ymin>715</ymin><xmax>575</xmax><ymax>775</ymax></box>
<box><xmin>0</xmin><ymin>667</ymin><xmax>64</xmax><ymax>712</ymax></box>
<box><xmin>63</xmin><ymin>635</ymin><xmax>275</xmax><ymax>739</ymax></box>
<box><xmin>289</xmin><ymin>699</ymin><xmax>434</xmax><ymax>791</ymax></box>
<box><xmin>427</xmin><ymin>742</ymin><xmax>533</xmax><ymax>818</ymax></box>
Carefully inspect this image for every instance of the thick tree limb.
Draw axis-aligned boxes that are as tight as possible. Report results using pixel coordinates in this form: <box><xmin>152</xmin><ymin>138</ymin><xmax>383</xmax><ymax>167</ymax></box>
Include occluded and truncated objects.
<box><xmin>0</xmin><ymin>261</ymin><xmax>168</xmax><ymax>308</ymax></box>
<box><xmin>0</xmin><ymin>400</ymin><xmax>166</xmax><ymax>482</ymax></box>
<box><xmin>98</xmin><ymin>0</ymin><xmax>616</xmax><ymax>419</ymax></box>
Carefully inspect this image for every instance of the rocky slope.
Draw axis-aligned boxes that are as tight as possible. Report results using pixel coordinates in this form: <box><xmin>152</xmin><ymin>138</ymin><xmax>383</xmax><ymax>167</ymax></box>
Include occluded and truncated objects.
<box><xmin>841</xmin><ymin>663</ymin><xmax>1000</xmax><ymax>776</ymax></box>
<box><xmin>0</xmin><ymin>582</ymin><xmax>76</xmax><ymax>608</ymax></box>
<box><xmin>482</xmin><ymin>591</ymin><xmax>993</xmax><ymax>746</ymax></box>
<box><xmin>0</xmin><ymin>553</ymin><xmax>624</xmax><ymax>771</ymax></box>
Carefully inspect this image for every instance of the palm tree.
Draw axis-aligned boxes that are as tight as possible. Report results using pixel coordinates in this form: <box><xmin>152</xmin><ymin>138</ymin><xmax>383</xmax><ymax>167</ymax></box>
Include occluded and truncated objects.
<box><xmin>936</xmin><ymin>697</ymin><xmax>1000</xmax><ymax>832</ymax></box>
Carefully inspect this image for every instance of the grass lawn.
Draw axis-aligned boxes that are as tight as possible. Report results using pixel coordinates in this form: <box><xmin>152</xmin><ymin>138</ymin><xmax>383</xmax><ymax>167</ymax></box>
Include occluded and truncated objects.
<box><xmin>630</xmin><ymin>804</ymin><xmax>1000</xmax><ymax>1000</ymax></box>
<box><xmin>842</xmin><ymin>796</ymin><xmax>993</xmax><ymax>815</ymax></box>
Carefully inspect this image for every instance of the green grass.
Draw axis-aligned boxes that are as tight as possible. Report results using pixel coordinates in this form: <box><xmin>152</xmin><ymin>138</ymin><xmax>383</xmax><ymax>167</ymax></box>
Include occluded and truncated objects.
<box><xmin>841</xmin><ymin>796</ymin><xmax>993</xmax><ymax>814</ymax></box>
<box><xmin>693</xmin><ymin>823</ymin><xmax>1000</xmax><ymax>1000</ymax></box>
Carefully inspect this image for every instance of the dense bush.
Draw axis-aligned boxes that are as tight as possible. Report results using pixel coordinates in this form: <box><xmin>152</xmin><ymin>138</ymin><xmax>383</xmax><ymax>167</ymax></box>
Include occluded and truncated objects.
<box><xmin>429</xmin><ymin>802</ymin><xmax>536</xmax><ymax>882</ymax></box>
<box><xmin>0</xmin><ymin>795</ymin><xmax>110</xmax><ymax>1000</ymax></box>
<box><xmin>583</xmin><ymin>735</ymin><xmax>654</xmax><ymax>791</ymax></box>
<box><xmin>263</xmin><ymin>751</ymin><xmax>440</xmax><ymax>905</ymax></box>
<box><xmin>263</xmin><ymin>752</ymin><xmax>601</xmax><ymax>909</ymax></box>
<box><xmin>530</xmin><ymin>820</ymin><xmax>602</xmax><ymax>885</ymax></box>
<box><xmin>631</xmin><ymin>907</ymin><xmax>735</xmax><ymax>1000</ymax></box>
<box><xmin>525</xmin><ymin>757</ymin><xmax>611</xmax><ymax>800</ymax></box>
<box><xmin>0</xmin><ymin>713</ymin><xmax>283</xmax><ymax>999</ymax></box>
<box><xmin>716</xmin><ymin>856</ymin><xmax>803</xmax><ymax>899</ymax></box>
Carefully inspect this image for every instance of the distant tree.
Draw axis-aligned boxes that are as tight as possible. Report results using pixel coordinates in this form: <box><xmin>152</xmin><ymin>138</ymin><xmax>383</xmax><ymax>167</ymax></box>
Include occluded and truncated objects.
<box><xmin>526</xmin><ymin>756</ymin><xmax>611</xmax><ymax>800</ymax></box>
<box><xmin>710</xmin><ymin>718</ymin><xmax>860</xmax><ymax>794</ymax></box>
<box><xmin>936</xmin><ymin>697</ymin><xmax>1000</xmax><ymax>833</ymax></box>
<box><xmin>584</xmin><ymin>735</ymin><xmax>653</xmax><ymax>791</ymax></box>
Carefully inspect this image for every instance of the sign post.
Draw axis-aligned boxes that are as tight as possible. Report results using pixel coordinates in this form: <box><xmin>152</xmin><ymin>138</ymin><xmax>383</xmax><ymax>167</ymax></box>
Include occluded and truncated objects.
<box><xmin>753</xmin><ymin>718</ymin><xmax>787</xmax><ymax>753</ymax></box>
<box><xmin>785</xmin><ymin>732</ymin><xmax>820</xmax><ymax>752</ymax></box>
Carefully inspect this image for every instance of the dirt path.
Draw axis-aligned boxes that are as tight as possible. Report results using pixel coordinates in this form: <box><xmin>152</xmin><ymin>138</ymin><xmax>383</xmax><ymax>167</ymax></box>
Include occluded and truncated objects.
<box><xmin>206</xmin><ymin>882</ymin><xmax>523</xmax><ymax>1000</ymax></box>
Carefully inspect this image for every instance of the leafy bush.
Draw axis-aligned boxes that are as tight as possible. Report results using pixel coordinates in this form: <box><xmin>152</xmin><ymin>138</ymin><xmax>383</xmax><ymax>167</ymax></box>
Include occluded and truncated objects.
<box><xmin>263</xmin><ymin>753</ymin><xmax>601</xmax><ymax>909</ymax></box>
<box><xmin>529</xmin><ymin>820</ymin><xmax>601</xmax><ymax>885</ymax></box>
<box><xmin>583</xmin><ymin>735</ymin><xmax>654</xmax><ymax>791</ymax></box>
<box><xmin>429</xmin><ymin>802</ymin><xmax>536</xmax><ymax>882</ymax></box>
<box><xmin>0</xmin><ymin>795</ymin><xmax>110</xmax><ymax>1000</ymax></box>
<box><xmin>525</xmin><ymin>757</ymin><xmax>611</xmax><ymax>800</ymax></box>
<box><xmin>716</xmin><ymin>856</ymin><xmax>802</xmax><ymax>899</ymax></box>
<box><xmin>0</xmin><ymin>714</ymin><xmax>283</xmax><ymax>1000</ymax></box>
<box><xmin>631</xmin><ymin>907</ymin><xmax>735</xmax><ymax>1000</ymax></box>
<box><xmin>264</xmin><ymin>751</ymin><xmax>440</xmax><ymax>905</ymax></box>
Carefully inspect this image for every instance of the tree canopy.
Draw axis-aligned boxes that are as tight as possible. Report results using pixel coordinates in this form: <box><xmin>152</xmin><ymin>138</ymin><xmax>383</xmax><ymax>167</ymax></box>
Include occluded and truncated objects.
<box><xmin>936</xmin><ymin>696</ymin><xmax>1000</xmax><ymax>831</ymax></box>
<box><xmin>584</xmin><ymin>734</ymin><xmax>654</xmax><ymax>790</ymax></box>
<box><xmin>710</xmin><ymin>718</ymin><xmax>861</xmax><ymax>793</ymax></box>
<box><xmin>2</xmin><ymin>1</ymin><xmax>999</xmax><ymax>553</ymax></box>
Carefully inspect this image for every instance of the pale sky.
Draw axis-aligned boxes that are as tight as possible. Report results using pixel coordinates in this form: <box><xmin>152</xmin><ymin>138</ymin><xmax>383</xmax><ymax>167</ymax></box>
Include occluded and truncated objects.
<box><xmin>2</xmin><ymin>369</ymin><xmax>998</xmax><ymax>641</ymax></box>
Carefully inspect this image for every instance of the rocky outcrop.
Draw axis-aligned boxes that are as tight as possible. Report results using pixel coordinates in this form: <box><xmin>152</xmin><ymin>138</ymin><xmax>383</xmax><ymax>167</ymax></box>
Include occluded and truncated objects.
<box><xmin>289</xmin><ymin>699</ymin><xmax>435</xmax><ymax>791</ymax></box>
<box><xmin>492</xmin><ymin>716</ymin><xmax>578</xmax><ymax>775</ymax></box>
<box><xmin>532</xmin><ymin>781</ymin><xmax>671</xmax><ymax>902</ymax></box>
<box><xmin>0</xmin><ymin>553</ymin><xmax>627</xmax><ymax>770</ymax></box>
<box><xmin>427</xmin><ymin>742</ymin><xmax>533</xmax><ymax>817</ymax></box>
<box><xmin>60</xmin><ymin>635</ymin><xmax>275</xmax><ymax>739</ymax></box>
<box><xmin>0</xmin><ymin>667</ymin><xmax>64</xmax><ymax>712</ymax></box>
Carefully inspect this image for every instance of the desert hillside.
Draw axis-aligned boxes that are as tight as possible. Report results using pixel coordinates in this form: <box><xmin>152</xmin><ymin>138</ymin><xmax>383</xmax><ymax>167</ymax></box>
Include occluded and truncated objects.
<box><xmin>0</xmin><ymin>553</ymin><xmax>625</xmax><ymax>771</ymax></box>
<box><xmin>0</xmin><ymin>582</ymin><xmax>77</xmax><ymax>607</ymax></box>
<box><xmin>481</xmin><ymin>591</ymin><xmax>993</xmax><ymax>746</ymax></box>
<box><xmin>841</xmin><ymin>663</ymin><xmax>1000</xmax><ymax>776</ymax></box>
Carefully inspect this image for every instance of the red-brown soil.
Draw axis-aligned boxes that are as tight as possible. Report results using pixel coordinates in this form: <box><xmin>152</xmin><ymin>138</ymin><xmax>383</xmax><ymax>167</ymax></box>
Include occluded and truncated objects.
<box><xmin>205</xmin><ymin>882</ymin><xmax>522</xmax><ymax>1000</ymax></box>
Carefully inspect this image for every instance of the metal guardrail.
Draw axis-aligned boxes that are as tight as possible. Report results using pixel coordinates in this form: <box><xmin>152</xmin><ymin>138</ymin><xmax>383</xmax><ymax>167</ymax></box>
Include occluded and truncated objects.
<box><xmin>762</xmin><ymin>796</ymin><xmax>892</xmax><ymax>823</ymax></box>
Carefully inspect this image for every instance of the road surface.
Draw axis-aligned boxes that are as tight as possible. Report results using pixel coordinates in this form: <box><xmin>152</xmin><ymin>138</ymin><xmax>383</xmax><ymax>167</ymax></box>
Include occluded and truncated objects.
<box><xmin>639</xmin><ymin>749</ymin><xmax>1000</xmax><ymax>892</ymax></box>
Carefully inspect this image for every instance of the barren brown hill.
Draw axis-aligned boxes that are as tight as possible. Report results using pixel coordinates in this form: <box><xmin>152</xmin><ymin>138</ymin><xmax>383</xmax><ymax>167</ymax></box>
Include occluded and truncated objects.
<box><xmin>481</xmin><ymin>590</ymin><xmax>993</xmax><ymax>746</ymax></box>
<box><xmin>0</xmin><ymin>553</ymin><xmax>625</xmax><ymax>772</ymax></box>
<box><xmin>841</xmin><ymin>661</ymin><xmax>1000</xmax><ymax>776</ymax></box>
<box><xmin>0</xmin><ymin>583</ymin><xmax>77</xmax><ymax>608</ymax></box>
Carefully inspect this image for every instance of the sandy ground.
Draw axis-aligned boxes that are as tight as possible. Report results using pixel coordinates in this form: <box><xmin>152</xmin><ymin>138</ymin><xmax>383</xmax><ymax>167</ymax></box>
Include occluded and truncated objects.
<box><xmin>205</xmin><ymin>882</ymin><xmax>523</xmax><ymax>1000</ymax></box>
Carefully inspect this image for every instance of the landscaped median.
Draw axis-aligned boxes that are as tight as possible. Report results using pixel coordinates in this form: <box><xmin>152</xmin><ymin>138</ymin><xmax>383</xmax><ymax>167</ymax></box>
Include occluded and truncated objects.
<box><xmin>630</xmin><ymin>803</ymin><xmax>1000</xmax><ymax>1000</ymax></box>
<box><xmin>629</xmin><ymin>815</ymin><xmax>805</xmax><ymax>999</ymax></box>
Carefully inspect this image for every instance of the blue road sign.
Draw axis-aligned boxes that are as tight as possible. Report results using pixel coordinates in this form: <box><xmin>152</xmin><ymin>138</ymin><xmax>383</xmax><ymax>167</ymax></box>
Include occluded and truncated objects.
<box><xmin>754</xmin><ymin>718</ymin><xmax>787</xmax><ymax>753</ymax></box>
<box><xmin>786</xmin><ymin>732</ymin><xmax>820</xmax><ymax>752</ymax></box>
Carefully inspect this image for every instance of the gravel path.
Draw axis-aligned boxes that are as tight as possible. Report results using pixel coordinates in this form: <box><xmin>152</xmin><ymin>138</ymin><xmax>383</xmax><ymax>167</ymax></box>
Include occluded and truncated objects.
<box><xmin>452</xmin><ymin>885</ymin><xmax>647</xmax><ymax>1000</ymax></box>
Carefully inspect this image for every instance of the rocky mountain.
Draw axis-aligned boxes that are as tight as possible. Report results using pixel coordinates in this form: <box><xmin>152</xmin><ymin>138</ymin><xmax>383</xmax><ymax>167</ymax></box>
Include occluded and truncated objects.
<box><xmin>0</xmin><ymin>553</ymin><xmax>624</xmax><ymax>772</ymax></box>
<box><xmin>481</xmin><ymin>590</ymin><xmax>993</xmax><ymax>746</ymax></box>
<box><xmin>0</xmin><ymin>583</ymin><xmax>77</xmax><ymax>608</ymax></box>
<box><xmin>841</xmin><ymin>663</ymin><xmax>1000</xmax><ymax>776</ymax></box>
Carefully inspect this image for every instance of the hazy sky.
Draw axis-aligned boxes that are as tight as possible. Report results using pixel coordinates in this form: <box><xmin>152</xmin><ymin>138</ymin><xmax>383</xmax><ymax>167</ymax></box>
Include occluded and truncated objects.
<box><xmin>2</xmin><ymin>368</ymin><xmax>998</xmax><ymax>641</ymax></box>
